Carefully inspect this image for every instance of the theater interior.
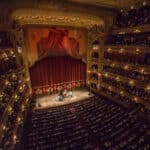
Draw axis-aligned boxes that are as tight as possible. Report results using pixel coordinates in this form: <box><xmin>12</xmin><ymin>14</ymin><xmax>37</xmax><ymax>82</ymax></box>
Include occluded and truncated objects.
<box><xmin>0</xmin><ymin>0</ymin><xmax>150</xmax><ymax>149</ymax></box>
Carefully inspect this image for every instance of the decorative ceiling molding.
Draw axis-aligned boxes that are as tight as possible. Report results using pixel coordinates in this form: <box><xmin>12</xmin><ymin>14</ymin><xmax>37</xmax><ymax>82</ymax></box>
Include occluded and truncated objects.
<box><xmin>11</xmin><ymin>8</ymin><xmax>104</xmax><ymax>29</ymax></box>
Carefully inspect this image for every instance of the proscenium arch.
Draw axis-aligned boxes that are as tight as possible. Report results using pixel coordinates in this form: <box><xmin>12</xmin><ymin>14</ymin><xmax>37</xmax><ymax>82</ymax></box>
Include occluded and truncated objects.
<box><xmin>10</xmin><ymin>8</ymin><xmax>105</xmax><ymax>94</ymax></box>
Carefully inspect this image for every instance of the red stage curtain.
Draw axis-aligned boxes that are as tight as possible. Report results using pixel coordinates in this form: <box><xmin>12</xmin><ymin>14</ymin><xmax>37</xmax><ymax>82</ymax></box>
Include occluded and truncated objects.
<box><xmin>29</xmin><ymin>56</ymin><xmax>86</xmax><ymax>89</ymax></box>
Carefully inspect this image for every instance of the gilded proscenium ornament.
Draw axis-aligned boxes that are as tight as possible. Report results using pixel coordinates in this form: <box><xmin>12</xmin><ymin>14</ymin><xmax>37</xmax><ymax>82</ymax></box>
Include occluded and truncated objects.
<box><xmin>11</xmin><ymin>8</ymin><xmax>104</xmax><ymax>28</ymax></box>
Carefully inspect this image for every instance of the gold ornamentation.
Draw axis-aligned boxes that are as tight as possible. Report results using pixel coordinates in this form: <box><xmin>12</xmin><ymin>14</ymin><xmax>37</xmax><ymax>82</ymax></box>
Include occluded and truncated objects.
<box><xmin>11</xmin><ymin>8</ymin><xmax>104</xmax><ymax>28</ymax></box>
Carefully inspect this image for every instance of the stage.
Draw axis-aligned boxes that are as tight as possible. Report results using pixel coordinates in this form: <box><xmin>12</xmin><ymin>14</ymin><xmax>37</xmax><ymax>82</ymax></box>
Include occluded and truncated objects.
<box><xmin>35</xmin><ymin>89</ymin><xmax>93</xmax><ymax>109</ymax></box>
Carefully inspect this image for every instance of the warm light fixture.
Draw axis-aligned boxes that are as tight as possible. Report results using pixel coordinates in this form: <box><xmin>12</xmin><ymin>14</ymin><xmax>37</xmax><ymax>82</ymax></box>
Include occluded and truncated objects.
<box><xmin>120</xmin><ymin>91</ymin><xmax>124</xmax><ymax>96</ymax></box>
<box><xmin>17</xmin><ymin>47</ymin><xmax>22</xmax><ymax>54</ymax></box>
<box><xmin>104</xmin><ymin>73</ymin><xmax>108</xmax><ymax>77</ymax></box>
<box><xmin>120</xmin><ymin>48</ymin><xmax>124</xmax><ymax>53</ymax></box>
<box><xmin>107</xmin><ymin>48</ymin><xmax>112</xmax><ymax>52</ymax></box>
<box><xmin>17</xmin><ymin>117</ymin><xmax>21</xmax><ymax>123</ymax></box>
<box><xmin>133</xmin><ymin>97</ymin><xmax>138</xmax><ymax>102</ymax></box>
<box><xmin>13</xmin><ymin>134</ymin><xmax>17</xmax><ymax>142</ymax></box>
<box><xmin>8</xmin><ymin>106</ymin><xmax>12</xmax><ymax>112</ymax></box>
<box><xmin>140</xmin><ymin>68</ymin><xmax>145</xmax><ymax>73</ymax></box>
<box><xmin>145</xmin><ymin>85</ymin><xmax>150</xmax><ymax>91</ymax></box>
<box><xmin>130</xmin><ymin>6</ymin><xmax>134</xmax><ymax>9</ymax></box>
<box><xmin>129</xmin><ymin>80</ymin><xmax>134</xmax><ymax>85</ymax></box>
<box><xmin>116</xmin><ymin>76</ymin><xmax>120</xmax><ymax>81</ymax></box>
<box><xmin>124</xmin><ymin>65</ymin><xmax>129</xmax><ymax>70</ymax></box>
<box><xmin>2</xmin><ymin>125</ymin><xmax>6</xmax><ymax>130</ymax></box>
<box><xmin>111</xmin><ymin>63</ymin><xmax>115</xmax><ymax>67</ymax></box>
<box><xmin>136</xmin><ymin>48</ymin><xmax>140</xmax><ymax>53</ymax></box>
<box><xmin>143</xmin><ymin>2</ymin><xmax>146</xmax><ymax>6</ymax></box>
<box><xmin>108</xmin><ymin>86</ymin><xmax>112</xmax><ymax>90</ymax></box>
<box><xmin>98</xmin><ymin>73</ymin><xmax>101</xmax><ymax>76</ymax></box>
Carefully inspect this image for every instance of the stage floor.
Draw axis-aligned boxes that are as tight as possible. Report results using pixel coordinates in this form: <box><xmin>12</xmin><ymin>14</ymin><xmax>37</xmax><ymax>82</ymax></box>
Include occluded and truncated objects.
<box><xmin>35</xmin><ymin>89</ymin><xmax>93</xmax><ymax>109</ymax></box>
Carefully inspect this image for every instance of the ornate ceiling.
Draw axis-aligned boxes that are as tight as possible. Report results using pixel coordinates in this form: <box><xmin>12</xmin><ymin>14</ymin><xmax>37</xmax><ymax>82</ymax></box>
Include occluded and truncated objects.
<box><xmin>68</xmin><ymin>0</ymin><xmax>147</xmax><ymax>9</ymax></box>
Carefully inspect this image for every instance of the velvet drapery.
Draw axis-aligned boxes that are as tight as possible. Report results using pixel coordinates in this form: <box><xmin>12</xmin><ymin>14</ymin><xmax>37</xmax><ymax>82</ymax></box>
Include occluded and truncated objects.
<box><xmin>29</xmin><ymin>56</ymin><xmax>86</xmax><ymax>95</ymax></box>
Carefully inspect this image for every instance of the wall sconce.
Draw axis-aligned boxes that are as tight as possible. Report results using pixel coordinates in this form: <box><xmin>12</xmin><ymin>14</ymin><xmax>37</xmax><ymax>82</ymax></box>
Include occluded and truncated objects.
<box><xmin>140</xmin><ymin>68</ymin><xmax>145</xmax><ymax>74</ymax></box>
<box><xmin>129</xmin><ymin>80</ymin><xmax>134</xmax><ymax>85</ymax></box>
<box><xmin>98</xmin><ymin>73</ymin><xmax>101</xmax><ymax>76</ymax></box>
<box><xmin>8</xmin><ymin>106</ymin><xmax>12</xmax><ymax>112</ymax></box>
<box><xmin>143</xmin><ymin>2</ymin><xmax>146</xmax><ymax>6</ymax></box>
<box><xmin>133</xmin><ymin>97</ymin><xmax>138</xmax><ymax>102</ymax></box>
<box><xmin>107</xmin><ymin>48</ymin><xmax>112</xmax><ymax>52</ymax></box>
<box><xmin>120</xmin><ymin>91</ymin><xmax>124</xmax><ymax>96</ymax></box>
<box><xmin>145</xmin><ymin>85</ymin><xmax>150</xmax><ymax>91</ymax></box>
<box><xmin>120</xmin><ymin>48</ymin><xmax>124</xmax><ymax>53</ymax></box>
<box><xmin>136</xmin><ymin>48</ymin><xmax>140</xmax><ymax>53</ymax></box>
<box><xmin>111</xmin><ymin>63</ymin><xmax>115</xmax><ymax>67</ymax></box>
<box><xmin>104</xmin><ymin>73</ymin><xmax>108</xmax><ymax>77</ymax></box>
<box><xmin>17</xmin><ymin>47</ymin><xmax>22</xmax><ymax>54</ymax></box>
<box><xmin>116</xmin><ymin>76</ymin><xmax>120</xmax><ymax>81</ymax></box>
<box><xmin>124</xmin><ymin>65</ymin><xmax>129</xmax><ymax>70</ymax></box>
<box><xmin>108</xmin><ymin>86</ymin><xmax>112</xmax><ymax>90</ymax></box>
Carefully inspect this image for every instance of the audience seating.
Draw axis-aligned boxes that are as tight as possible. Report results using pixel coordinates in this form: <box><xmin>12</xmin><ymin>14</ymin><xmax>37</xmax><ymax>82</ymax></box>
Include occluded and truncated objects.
<box><xmin>20</xmin><ymin>96</ymin><xmax>150</xmax><ymax>150</ymax></box>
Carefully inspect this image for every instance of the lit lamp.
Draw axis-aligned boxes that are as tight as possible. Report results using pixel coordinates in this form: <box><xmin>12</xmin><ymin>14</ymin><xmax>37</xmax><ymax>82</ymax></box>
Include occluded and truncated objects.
<box><xmin>133</xmin><ymin>97</ymin><xmax>138</xmax><ymax>103</ymax></box>
<box><xmin>140</xmin><ymin>68</ymin><xmax>145</xmax><ymax>74</ymax></box>
<box><xmin>17</xmin><ymin>46</ymin><xmax>22</xmax><ymax>54</ymax></box>
<box><xmin>120</xmin><ymin>91</ymin><xmax>124</xmax><ymax>96</ymax></box>
<box><xmin>107</xmin><ymin>48</ymin><xmax>112</xmax><ymax>52</ymax></box>
<box><xmin>111</xmin><ymin>63</ymin><xmax>115</xmax><ymax>67</ymax></box>
<box><xmin>120</xmin><ymin>48</ymin><xmax>124</xmax><ymax>53</ymax></box>
<box><xmin>92</xmin><ymin>40</ymin><xmax>100</xmax><ymax>50</ymax></box>
<box><xmin>108</xmin><ymin>86</ymin><xmax>112</xmax><ymax>91</ymax></box>
<box><xmin>129</xmin><ymin>80</ymin><xmax>134</xmax><ymax>85</ymax></box>
<box><xmin>145</xmin><ymin>85</ymin><xmax>150</xmax><ymax>91</ymax></box>
<box><xmin>13</xmin><ymin>134</ymin><xmax>17</xmax><ymax>143</ymax></box>
<box><xmin>104</xmin><ymin>73</ymin><xmax>108</xmax><ymax>77</ymax></box>
<box><xmin>98</xmin><ymin>73</ymin><xmax>101</xmax><ymax>77</ymax></box>
<box><xmin>8</xmin><ymin>106</ymin><xmax>12</xmax><ymax>113</ymax></box>
<box><xmin>116</xmin><ymin>76</ymin><xmax>120</xmax><ymax>81</ymax></box>
<box><xmin>124</xmin><ymin>65</ymin><xmax>129</xmax><ymax>70</ymax></box>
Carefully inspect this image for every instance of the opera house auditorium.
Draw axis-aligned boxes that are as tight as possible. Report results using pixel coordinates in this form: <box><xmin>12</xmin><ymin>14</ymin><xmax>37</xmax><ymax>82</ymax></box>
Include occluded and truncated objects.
<box><xmin>0</xmin><ymin>0</ymin><xmax>149</xmax><ymax>149</ymax></box>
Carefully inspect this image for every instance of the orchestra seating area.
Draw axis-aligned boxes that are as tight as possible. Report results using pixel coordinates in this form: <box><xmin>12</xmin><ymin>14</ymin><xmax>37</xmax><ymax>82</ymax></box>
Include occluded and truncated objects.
<box><xmin>20</xmin><ymin>95</ymin><xmax>150</xmax><ymax>150</ymax></box>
